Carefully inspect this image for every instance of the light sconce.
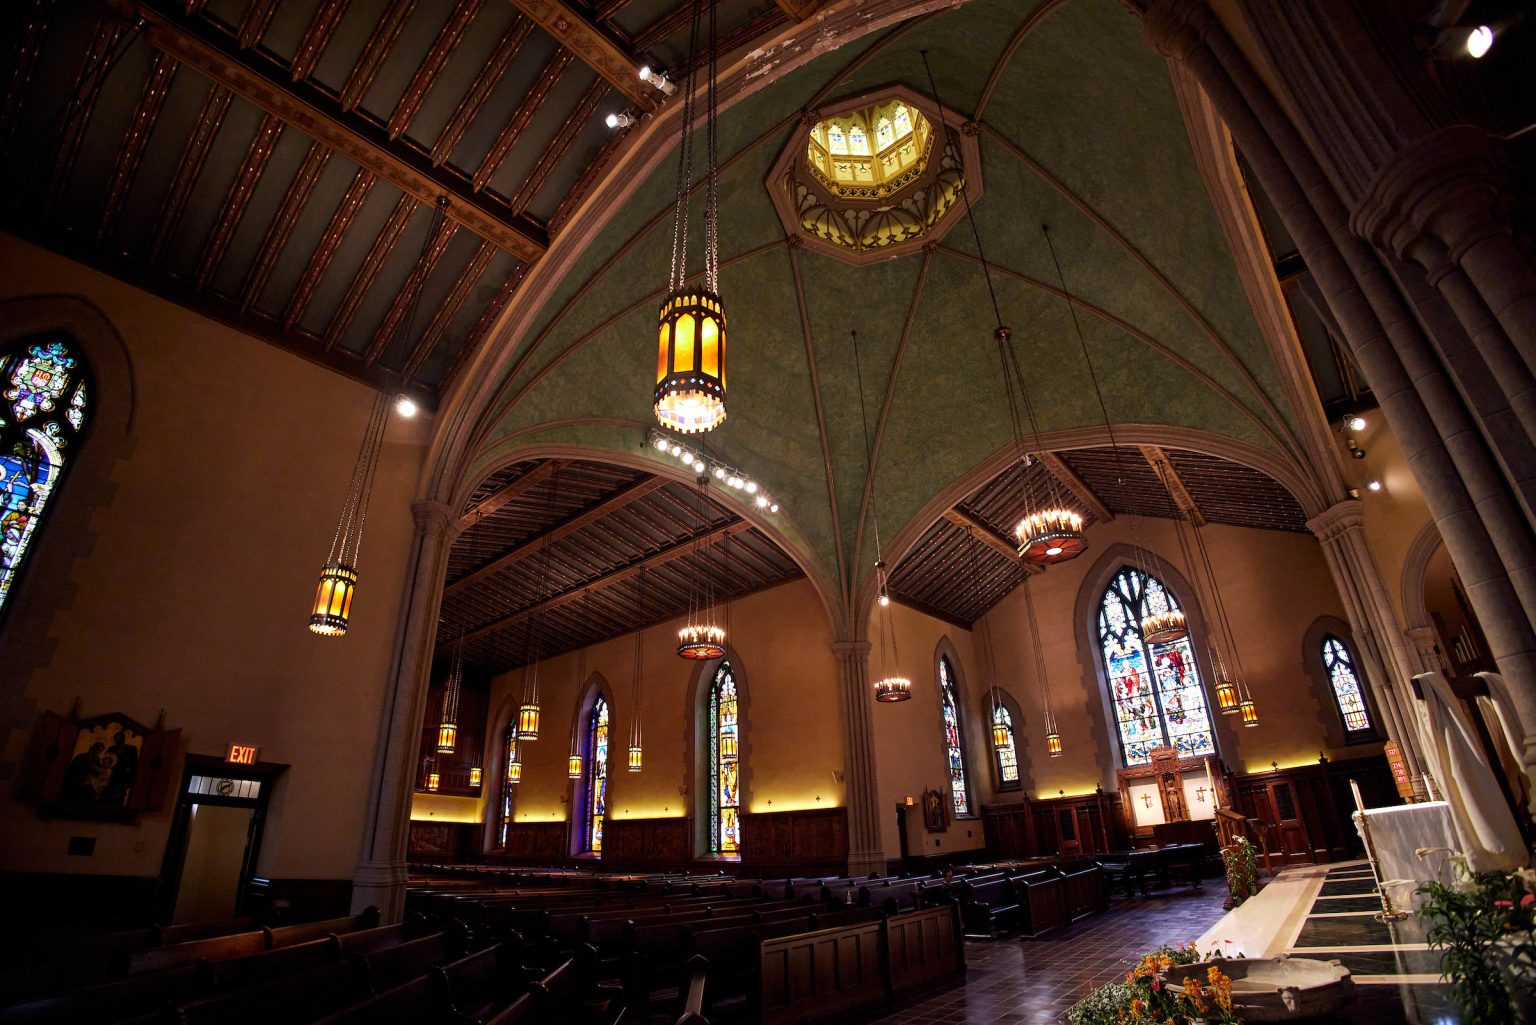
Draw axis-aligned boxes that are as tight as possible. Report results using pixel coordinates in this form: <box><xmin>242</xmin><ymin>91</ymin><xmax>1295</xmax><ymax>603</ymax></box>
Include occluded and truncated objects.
<box><xmin>638</xmin><ymin>65</ymin><xmax>677</xmax><ymax>95</ymax></box>
<box><xmin>605</xmin><ymin>111</ymin><xmax>635</xmax><ymax>129</ymax></box>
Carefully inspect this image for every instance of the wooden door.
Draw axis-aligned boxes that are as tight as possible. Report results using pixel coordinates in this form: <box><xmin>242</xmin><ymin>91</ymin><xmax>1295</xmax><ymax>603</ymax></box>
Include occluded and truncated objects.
<box><xmin>1056</xmin><ymin>807</ymin><xmax>1081</xmax><ymax>856</ymax></box>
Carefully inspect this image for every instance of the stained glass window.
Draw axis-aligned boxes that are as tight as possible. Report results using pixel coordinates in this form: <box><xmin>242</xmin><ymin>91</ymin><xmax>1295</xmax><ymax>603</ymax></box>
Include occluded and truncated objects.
<box><xmin>708</xmin><ymin>663</ymin><xmax>741</xmax><ymax>855</ymax></box>
<box><xmin>1322</xmin><ymin>636</ymin><xmax>1373</xmax><ymax>733</ymax></box>
<box><xmin>992</xmin><ymin>704</ymin><xmax>1018</xmax><ymax>786</ymax></box>
<box><xmin>1098</xmin><ymin>566</ymin><xmax>1216</xmax><ymax>766</ymax></box>
<box><xmin>585</xmin><ymin>696</ymin><xmax>609</xmax><ymax>854</ymax></box>
<box><xmin>848</xmin><ymin>124</ymin><xmax>869</xmax><ymax>155</ymax></box>
<box><xmin>938</xmin><ymin>656</ymin><xmax>971</xmax><ymax>817</ymax></box>
<box><xmin>827</xmin><ymin>124</ymin><xmax>847</xmax><ymax>154</ymax></box>
<box><xmin>893</xmin><ymin>105</ymin><xmax>913</xmax><ymax>139</ymax></box>
<box><xmin>875</xmin><ymin>117</ymin><xmax>895</xmax><ymax>151</ymax></box>
<box><xmin>498</xmin><ymin>726</ymin><xmax>516</xmax><ymax>846</ymax></box>
<box><xmin>0</xmin><ymin>337</ymin><xmax>90</xmax><ymax>617</ymax></box>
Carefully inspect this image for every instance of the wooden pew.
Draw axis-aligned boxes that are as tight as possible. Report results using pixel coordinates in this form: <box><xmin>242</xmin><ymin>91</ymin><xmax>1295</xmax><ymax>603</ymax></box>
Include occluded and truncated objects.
<box><xmin>955</xmin><ymin>877</ymin><xmax>1020</xmax><ymax>938</ymax></box>
<box><xmin>675</xmin><ymin>956</ymin><xmax>709</xmax><ymax>1025</ymax></box>
<box><xmin>0</xmin><ymin>964</ymin><xmax>203</xmax><ymax>1025</ymax></box>
<box><xmin>1012</xmin><ymin>871</ymin><xmax>1069</xmax><ymax>937</ymax></box>
<box><xmin>199</xmin><ymin>935</ymin><xmax>343</xmax><ymax>991</ymax></box>
<box><xmin>1061</xmin><ymin>865</ymin><xmax>1108</xmax><ymax>920</ymax></box>
<box><xmin>174</xmin><ymin>958</ymin><xmax>372</xmax><ymax>1025</ymax></box>
<box><xmin>310</xmin><ymin>975</ymin><xmax>435</xmax><ymax>1025</ymax></box>
<box><xmin>432</xmin><ymin>942</ymin><xmax>528</xmax><ymax>1025</ymax></box>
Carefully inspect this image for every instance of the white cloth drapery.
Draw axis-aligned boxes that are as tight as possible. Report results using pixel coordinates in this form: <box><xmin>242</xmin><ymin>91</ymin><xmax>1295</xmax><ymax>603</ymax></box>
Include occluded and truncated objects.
<box><xmin>1413</xmin><ymin>671</ymin><xmax>1525</xmax><ymax>872</ymax></box>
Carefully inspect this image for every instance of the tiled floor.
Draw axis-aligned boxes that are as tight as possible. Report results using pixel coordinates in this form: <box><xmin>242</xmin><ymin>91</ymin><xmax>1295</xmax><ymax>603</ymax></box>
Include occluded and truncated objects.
<box><xmin>845</xmin><ymin>885</ymin><xmax>1230</xmax><ymax>1025</ymax></box>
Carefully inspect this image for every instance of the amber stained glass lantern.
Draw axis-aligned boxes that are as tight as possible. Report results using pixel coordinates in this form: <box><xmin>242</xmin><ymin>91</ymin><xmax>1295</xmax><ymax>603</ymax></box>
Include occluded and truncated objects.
<box><xmin>1214</xmin><ymin>677</ymin><xmax>1240</xmax><ymax>714</ymax></box>
<box><xmin>309</xmin><ymin>563</ymin><xmax>358</xmax><ymax>636</ymax></box>
<box><xmin>628</xmin><ymin>745</ymin><xmax>643</xmax><ymax>772</ymax></box>
<box><xmin>992</xmin><ymin>719</ymin><xmax>1010</xmax><ymax>751</ymax></box>
<box><xmin>1046</xmin><ymin>730</ymin><xmax>1063</xmax><ymax>757</ymax></box>
<box><xmin>567</xmin><ymin>755</ymin><xmax>583</xmax><ymax>779</ymax></box>
<box><xmin>436</xmin><ymin>722</ymin><xmax>457</xmax><ymax>753</ymax></box>
<box><xmin>517</xmin><ymin>703</ymin><xmax>541</xmax><ymax>741</ymax></box>
<box><xmin>1240</xmin><ymin>698</ymin><xmax>1259</xmax><ymax>727</ymax></box>
<box><xmin>469</xmin><ymin>766</ymin><xmax>482</xmax><ymax>787</ymax></box>
<box><xmin>655</xmin><ymin>289</ymin><xmax>727</xmax><ymax>434</ymax></box>
<box><xmin>426</xmin><ymin>772</ymin><xmax>440</xmax><ymax>792</ymax></box>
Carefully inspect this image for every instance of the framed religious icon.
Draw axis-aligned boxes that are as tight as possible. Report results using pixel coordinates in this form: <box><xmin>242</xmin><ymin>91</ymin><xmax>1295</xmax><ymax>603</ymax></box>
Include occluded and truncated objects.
<box><xmin>922</xmin><ymin>787</ymin><xmax>948</xmax><ymax>832</ymax></box>
<box><xmin>17</xmin><ymin>704</ymin><xmax>180</xmax><ymax>822</ymax></box>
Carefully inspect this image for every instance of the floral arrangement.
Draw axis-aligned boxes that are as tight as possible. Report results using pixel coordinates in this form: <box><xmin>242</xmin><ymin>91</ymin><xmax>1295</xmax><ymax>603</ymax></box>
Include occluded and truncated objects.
<box><xmin>1067</xmin><ymin>942</ymin><xmax>1243</xmax><ymax>1025</ymax></box>
<box><xmin>1416</xmin><ymin>857</ymin><xmax>1536</xmax><ymax>1025</ymax></box>
<box><xmin>1221</xmin><ymin>836</ymin><xmax>1260</xmax><ymax>908</ymax></box>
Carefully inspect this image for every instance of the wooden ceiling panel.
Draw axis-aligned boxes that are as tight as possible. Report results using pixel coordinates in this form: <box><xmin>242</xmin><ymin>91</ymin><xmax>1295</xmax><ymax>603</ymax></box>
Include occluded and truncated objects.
<box><xmin>1059</xmin><ymin>447</ymin><xmax>1182</xmax><ymax>521</ymax></box>
<box><xmin>440</xmin><ymin>458</ymin><xmax>802</xmax><ymax>673</ymax></box>
<box><xmin>1166</xmin><ymin>449</ymin><xmax>1310</xmax><ymax>533</ymax></box>
<box><xmin>155</xmin><ymin>98</ymin><xmax>269</xmax><ymax>280</ymax></box>
<box><xmin>105</xmin><ymin>71</ymin><xmax>219</xmax><ymax>253</ymax></box>
<box><xmin>204</xmin><ymin>124</ymin><xmax>315</xmax><ymax>297</ymax></box>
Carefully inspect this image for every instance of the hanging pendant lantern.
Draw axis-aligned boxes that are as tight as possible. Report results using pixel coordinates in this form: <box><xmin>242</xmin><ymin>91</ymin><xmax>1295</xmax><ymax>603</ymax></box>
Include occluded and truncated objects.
<box><xmin>628</xmin><ymin>571</ymin><xmax>646</xmax><ymax>772</ymax></box>
<box><xmin>721</xmin><ymin>728</ymin><xmax>738</xmax><ymax>762</ymax></box>
<box><xmin>309</xmin><ymin>393</ymin><xmax>390</xmax><ymax>636</ymax></box>
<box><xmin>874</xmin><ymin>675</ymin><xmax>912</xmax><ymax>702</ymax></box>
<box><xmin>437</xmin><ymin>654</ymin><xmax>461</xmax><ymax>754</ymax></box>
<box><xmin>655</xmin><ymin>290</ymin><xmax>727</xmax><ymax>434</ymax></box>
<box><xmin>508</xmin><ymin>741</ymin><xmax>523</xmax><ymax>784</ymax></box>
<box><xmin>1240</xmin><ymin>698</ymin><xmax>1259</xmax><ymax>727</ymax></box>
<box><xmin>1140</xmin><ymin>609</ymin><xmax>1188</xmax><ymax>645</ymax></box>
<box><xmin>1015</xmin><ymin>506</ymin><xmax>1087</xmax><ymax>564</ymax></box>
<box><xmin>628</xmin><ymin>745</ymin><xmax>643</xmax><ymax>772</ymax></box>
<box><xmin>1046</xmin><ymin>730</ymin><xmax>1063</xmax><ymax>757</ymax></box>
<box><xmin>1214</xmin><ymin>677</ymin><xmax>1240</xmax><ymax>714</ymax></box>
<box><xmin>426</xmin><ymin>769</ymin><xmax>440</xmax><ymax>791</ymax></box>
<box><xmin>567</xmin><ymin>754</ymin><xmax>583</xmax><ymax>779</ymax></box>
<box><xmin>469</xmin><ymin>766</ymin><xmax>482</xmax><ymax>787</ymax></box>
<box><xmin>677</xmin><ymin>623</ymin><xmax>726</xmax><ymax>659</ymax></box>
<box><xmin>992</xmin><ymin>719</ymin><xmax>1011</xmax><ymax>751</ymax></box>
<box><xmin>517</xmin><ymin>702</ymin><xmax>541</xmax><ymax>740</ymax></box>
<box><xmin>652</xmin><ymin>0</ymin><xmax>728</xmax><ymax>435</ymax></box>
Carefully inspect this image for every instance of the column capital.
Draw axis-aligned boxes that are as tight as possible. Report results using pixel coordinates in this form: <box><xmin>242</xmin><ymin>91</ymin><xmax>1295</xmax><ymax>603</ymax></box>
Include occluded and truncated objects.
<box><xmin>1350</xmin><ymin>126</ymin><xmax>1511</xmax><ymax>264</ymax></box>
<box><xmin>831</xmin><ymin>640</ymin><xmax>872</xmax><ymax>662</ymax></box>
<box><xmin>1307</xmin><ymin>499</ymin><xmax>1365</xmax><ymax>542</ymax></box>
<box><xmin>412</xmin><ymin>499</ymin><xmax>458</xmax><ymax>538</ymax></box>
<box><xmin>1138</xmin><ymin>0</ymin><xmax>1216</xmax><ymax>60</ymax></box>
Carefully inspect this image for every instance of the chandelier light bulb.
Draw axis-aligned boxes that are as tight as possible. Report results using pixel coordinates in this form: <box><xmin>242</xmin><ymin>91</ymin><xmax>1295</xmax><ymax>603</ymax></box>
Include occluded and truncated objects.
<box><xmin>1347</xmin><ymin>415</ymin><xmax>1367</xmax><ymax>432</ymax></box>
<box><xmin>770</xmin><ymin>503</ymin><xmax>779</xmax><ymax>513</ymax></box>
<box><xmin>694</xmin><ymin>460</ymin><xmax>706</xmax><ymax>473</ymax></box>
<box><xmin>878</xmin><ymin>591</ymin><xmax>890</xmax><ymax>607</ymax></box>
<box><xmin>1015</xmin><ymin>507</ymin><xmax>1087</xmax><ymax>565</ymax></box>
<box><xmin>755</xmin><ymin>495</ymin><xmax>769</xmax><ymax>508</ymax></box>
<box><xmin>653</xmin><ymin>434</ymin><xmax>670</xmax><ymax>451</ymax></box>
<box><xmin>1140</xmin><ymin>609</ymin><xmax>1189</xmax><ymax>645</ymax></box>
<box><xmin>714</xmin><ymin>466</ymin><xmax>726</xmax><ymax>479</ymax></box>
<box><xmin>874</xmin><ymin>675</ymin><xmax>912</xmax><ymax>702</ymax></box>
<box><xmin>668</xmin><ymin>443</ymin><xmax>682</xmax><ymax>456</ymax></box>
<box><xmin>1367</xmin><ymin>479</ymin><xmax>1383</xmax><ymax>492</ymax></box>
<box><xmin>745</xmin><ymin>481</ymin><xmax>758</xmax><ymax>494</ymax></box>
<box><xmin>1467</xmin><ymin>24</ymin><xmax>1494</xmax><ymax>58</ymax></box>
<box><xmin>677</xmin><ymin>623</ymin><xmax>727</xmax><ymax>660</ymax></box>
<box><xmin>394</xmin><ymin>395</ymin><xmax>418</xmax><ymax>418</ymax></box>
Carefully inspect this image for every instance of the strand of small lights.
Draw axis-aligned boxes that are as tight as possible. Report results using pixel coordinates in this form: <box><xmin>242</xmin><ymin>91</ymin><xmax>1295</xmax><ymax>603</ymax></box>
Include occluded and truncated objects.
<box><xmin>646</xmin><ymin>428</ymin><xmax>779</xmax><ymax>513</ymax></box>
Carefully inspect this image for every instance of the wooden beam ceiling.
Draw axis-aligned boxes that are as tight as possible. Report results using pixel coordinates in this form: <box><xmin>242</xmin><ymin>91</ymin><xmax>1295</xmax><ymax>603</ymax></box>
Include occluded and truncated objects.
<box><xmin>942</xmin><ymin>509</ymin><xmax>1026</xmax><ymax>566</ymax></box>
<box><xmin>107</xmin><ymin>0</ymin><xmax>548</xmax><ymax>261</ymax></box>
<box><xmin>446</xmin><ymin>476</ymin><xmax>667</xmax><ymax>595</ymax></box>
<box><xmin>461</xmin><ymin>460</ymin><xmax>566</xmax><ymax>525</ymax></box>
<box><xmin>1140</xmin><ymin>445</ymin><xmax>1206</xmax><ymax>526</ymax></box>
<box><xmin>449</xmin><ymin>519</ymin><xmax>754</xmax><ymax>646</ymax></box>
<box><xmin>508</xmin><ymin>0</ymin><xmax>658</xmax><ymax>113</ymax></box>
<box><xmin>1037</xmin><ymin>452</ymin><xmax>1114</xmax><ymax>523</ymax></box>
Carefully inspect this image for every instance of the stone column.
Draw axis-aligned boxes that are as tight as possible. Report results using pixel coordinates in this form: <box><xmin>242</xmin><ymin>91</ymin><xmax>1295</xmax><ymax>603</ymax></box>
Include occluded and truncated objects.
<box><xmin>1308</xmin><ymin>502</ymin><xmax>1426</xmax><ymax>776</ymax></box>
<box><xmin>352</xmin><ymin>500</ymin><xmax>457</xmax><ymax>920</ymax></box>
<box><xmin>832</xmin><ymin>640</ymin><xmax>885</xmax><ymax>876</ymax></box>
<box><xmin>1140</xmin><ymin>0</ymin><xmax>1536</xmax><ymax>806</ymax></box>
<box><xmin>1405</xmin><ymin>626</ymin><xmax>1448</xmax><ymax>675</ymax></box>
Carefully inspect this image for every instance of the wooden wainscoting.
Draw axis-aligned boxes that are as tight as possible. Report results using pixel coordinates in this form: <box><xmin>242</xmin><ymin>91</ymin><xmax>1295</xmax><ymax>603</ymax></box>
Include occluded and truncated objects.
<box><xmin>408</xmin><ymin>821</ymin><xmax>477</xmax><ymax>859</ymax></box>
<box><xmin>603</xmin><ymin>817</ymin><xmax>690</xmax><ymax>865</ymax></box>
<box><xmin>1230</xmin><ymin>755</ymin><xmax>1395</xmax><ymax>865</ymax></box>
<box><xmin>500</xmin><ymin>820</ymin><xmax>569</xmax><ymax>860</ymax></box>
<box><xmin>740</xmin><ymin>807</ymin><xmax>848</xmax><ymax>877</ymax></box>
<box><xmin>982</xmin><ymin>792</ymin><xmax>1126</xmax><ymax>859</ymax></box>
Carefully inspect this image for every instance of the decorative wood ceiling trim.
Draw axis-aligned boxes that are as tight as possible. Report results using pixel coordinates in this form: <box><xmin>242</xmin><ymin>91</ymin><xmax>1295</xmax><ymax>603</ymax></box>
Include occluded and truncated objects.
<box><xmin>364</xmin><ymin>221</ymin><xmax>462</xmax><ymax>364</ymax></box>
<box><xmin>448</xmin><ymin>518</ymin><xmax>753</xmax><ymax>647</ymax></box>
<box><xmin>402</xmin><ymin>239</ymin><xmax>496</xmax><ymax>377</ymax></box>
<box><xmin>241</xmin><ymin>141</ymin><xmax>332</xmax><ymax>311</ymax></box>
<box><xmin>283</xmin><ymin>167</ymin><xmax>376</xmax><ymax>330</ymax></box>
<box><xmin>386</xmin><ymin>0</ymin><xmax>483</xmax><ymax>141</ymax></box>
<box><xmin>194</xmin><ymin>112</ymin><xmax>284</xmax><ymax>292</ymax></box>
<box><xmin>942</xmin><ymin>509</ymin><xmax>1027</xmax><ymax>566</ymax></box>
<box><xmin>787</xmin><ymin>240</ymin><xmax>847</xmax><ymax>608</ymax></box>
<box><xmin>773</xmin><ymin>0</ymin><xmax>830</xmax><ymax>21</ymax></box>
<box><xmin>460</xmin><ymin>458</ymin><xmax>564</xmax><ymax>523</ymax></box>
<box><xmin>0</xmin><ymin>0</ymin><xmax>54</xmax><ymax>153</ymax></box>
<box><xmin>324</xmin><ymin>193</ymin><xmax>416</xmax><ymax>348</ymax></box>
<box><xmin>548</xmin><ymin>126</ymin><xmax>622</xmax><ymax>235</ymax></box>
<box><xmin>430</xmin><ymin>18</ymin><xmax>533</xmax><ymax>167</ymax></box>
<box><xmin>441</xmin><ymin>266</ymin><xmax>524</xmax><ymax>388</ymax></box>
<box><xmin>972</xmin><ymin>0</ymin><xmax>1069</xmax><ymax>121</ymax></box>
<box><xmin>592</xmin><ymin>0</ymin><xmax>633</xmax><ymax>23</ymax></box>
<box><xmin>509</xmin><ymin>0</ymin><xmax>657</xmax><ymax>112</ymax></box>
<box><xmin>1036</xmin><ymin>451</ymin><xmax>1113</xmax><ymax>523</ymax></box>
<box><xmin>108</xmin><ymin>0</ymin><xmax>548</xmax><ymax>260</ymax></box>
<box><xmin>510</xmin><ymin>78</ymin><xmax>606</xmax><ymax>215</ymax></box>
<box><xmin>471</xmin><ymin>50</ymin><xmax>573</xmax><ymax>193</ymax></box>
<box><xmin>96</xmin><ymin>49</ymin><xmax>179</xmax><ymax>245</ymax></box>
<box><xmin>147</xmin><ymin>84</ymin><xmax>234</xmax><ymax>264</ymax></box>
<box><xmin>46</xmin><ymin>21</ymin><xmax>129</xmax><ymax>218</ymax></box>
<box><xmin>633</xmin><ymin>3</ymin><xmax>692</xmax><ymax>52</ymax></box>
<box><xmin>237</xmin><ymin>0</ymin><xmax>280</xmax><ymax>52</ymax></box>
<box><xmin>1140</xmin><ymin>444</ymin><xmax>1206</xmax><ymax>526</ymax></box>
<box><xmin>289</xmin><ymin>0</ymin><xmax>348</xmax><ymax>80</ymax></box>
<box><xmin>339</xmin><ymin>0</ymin><xmax>415</xmax><ymax>110</ymax></box>
<box><xmin>447</xmin><ymin>476</ymin><xmax>666</xmax><ymax>595</ymax></box>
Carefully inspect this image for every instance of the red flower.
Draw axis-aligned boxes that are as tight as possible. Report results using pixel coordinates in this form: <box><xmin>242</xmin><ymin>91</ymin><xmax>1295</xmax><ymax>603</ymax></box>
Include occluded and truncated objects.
<box><xmin>1521</xmin><ymin>893</ymin><xmax>1534</xmax><ymax>909</ymax></box>
<box><xmin>1496</xmin><ymin>899</ymin><xmax>1514</xmax><ymax>909</ymax></box>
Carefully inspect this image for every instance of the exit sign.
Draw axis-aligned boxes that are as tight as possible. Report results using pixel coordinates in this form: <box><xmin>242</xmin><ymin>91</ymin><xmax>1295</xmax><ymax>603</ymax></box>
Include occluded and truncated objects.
<box><xmin>227</xmin><ymin>743</ymin><xmax>259</xmax><ymax>765</ymax></box>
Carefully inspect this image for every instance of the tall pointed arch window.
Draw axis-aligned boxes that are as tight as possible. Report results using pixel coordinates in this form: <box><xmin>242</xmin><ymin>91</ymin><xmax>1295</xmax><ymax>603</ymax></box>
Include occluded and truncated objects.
<box><xmin>1098</xmin><ymin>566</ymin><xmax>1216</xmax><ymax>765</ymax></box>
<box><xmin>584</xmin><ymin>696</ymin><xmax>610</xmax><ymax>854</ymax></box>
<box><xmin>0</xmin><ymin>337</ymin><xmax>90</xmax><ymax>616</ymax></box>
<box><xmin>708</xmin><ymin>663</ymin><xmax>741</xmax><ymax>855</ymax></box>
<box><xmin>1322</xmin><ymin>636</ymin><xmax>1373</xmax><ymax>734</ymax></box>
<box><xmin>937</xmin><ymin>656</ymin><xmax>971</xmax><ymax>817</ymax></box>
<box><xmin>992</xmin><ymin>704</ymin><xmax>1019</xmax><ymax>788</ymax></box>
<box><xmin>498</xmin><ymin>726</ymin><xmax>517</xmax><ymax>846</ymax></box>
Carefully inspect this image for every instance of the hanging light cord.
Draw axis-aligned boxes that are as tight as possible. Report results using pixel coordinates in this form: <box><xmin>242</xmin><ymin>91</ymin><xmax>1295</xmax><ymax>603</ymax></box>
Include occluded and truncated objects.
<box><xmin>1021</xmin><ymin>574</ymin><xmax>1056</xmax><ymax>736</ymax></box>
<box><xmin>521</xmin><ymin>466</ymin><xmax>563</xmax><ymax>704</ymax></box>
<box><xmin>850</xmin><ymin>330</ymin><xmax>885</xmax><ymax>563</ymax></box>
<box><xmin>1188</xmin><ymin>501</ymin><xmax>1250</xmax><ymax>695</ymax></box>
<box><xmin>962</xmin><ymin>527</ymin><xmax>1001</xmax><ymax>722</ymax></box>
<box><xmin>1152</xmin><ymin>459</ymin><xmax>1231</xmax><ymax>680</ymax></box>
<box><xmin>631</xmin><ymin>569</ymin><xmax>646</xmax><ymax>752</ymax></box>
<box><xmin>326</xmin><ymin>392</ymin><xmax>389</xmax><ymax>569</ymax></box>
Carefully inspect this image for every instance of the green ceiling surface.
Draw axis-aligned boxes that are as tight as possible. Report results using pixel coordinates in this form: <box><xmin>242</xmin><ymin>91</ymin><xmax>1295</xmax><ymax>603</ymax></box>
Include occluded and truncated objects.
<box><xmin>475</xmin><ymin>0</ymin><xmax>1301</xmax><ymax>616</ymax></box>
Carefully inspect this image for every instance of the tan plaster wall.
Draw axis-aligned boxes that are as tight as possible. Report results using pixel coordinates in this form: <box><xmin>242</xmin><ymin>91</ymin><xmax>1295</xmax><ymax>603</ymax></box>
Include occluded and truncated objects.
<box><xmin>0</xmin><ymin>235</ymin><xmax>428</xmax><ymax>883</ymax></box>
<box><xmin>972</xmin><ymin>515</ymin><xmax>1359</xmax><ymax>801</ymax></box>
<box><xmin>1345</xmin><ymin>416</ymin><xmax>1435</xmax><ymax>624</ymax></box>
<box><xmin>865</xmin><ymin>600</ymin><xmax>986</xmax><ymax>862</ymax></box>
<box><xmin>484</xmin><ymin>578</ymin><xmax>845</xmax><ymax>844</ymax></box>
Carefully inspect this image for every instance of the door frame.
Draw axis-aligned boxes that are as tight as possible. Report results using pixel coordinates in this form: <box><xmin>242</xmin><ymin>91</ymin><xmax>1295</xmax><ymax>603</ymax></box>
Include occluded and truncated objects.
<box><xmin>156</xmin><ymin>754</ymin><xmax>289</xmax><ymax>923</ymax></box>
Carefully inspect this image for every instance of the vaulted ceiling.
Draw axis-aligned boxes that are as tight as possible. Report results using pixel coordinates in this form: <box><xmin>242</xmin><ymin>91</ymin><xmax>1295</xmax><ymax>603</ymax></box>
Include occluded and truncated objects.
<box><xmin>464</xmin><ymin>0</ymin><xmax>1327</xmax><ymax>624</ymax></box>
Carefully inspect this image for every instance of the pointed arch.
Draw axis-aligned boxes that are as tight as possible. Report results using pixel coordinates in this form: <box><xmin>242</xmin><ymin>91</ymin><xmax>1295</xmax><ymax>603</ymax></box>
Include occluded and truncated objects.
<box><xmin>569</xmin><ymin>671</ymin><xmax>615</xmax><ymax>856</ymax></box>
<box><xmin>1301</xmin><ymin>615</ymin><xmax>1383</xmax><ymax>746</ymax></box>
<box><xmin>1074</xmin><ymin>543</ymin><xmax>1234</xmax><ymax>770</ymax></box>
<box><xmin>933</xmin><ymin>635</ymin><xmax>974</xmax><ymax>819</ymax></box>
<box><xmin>985</xmin><ymin>687</ymin><xmax>1027</xmax><ymax>794</ymax></box>
<box><xmin>687</xmin><ymin>645</ymin><xmax>752</xmax><ymax>858</ymax></box>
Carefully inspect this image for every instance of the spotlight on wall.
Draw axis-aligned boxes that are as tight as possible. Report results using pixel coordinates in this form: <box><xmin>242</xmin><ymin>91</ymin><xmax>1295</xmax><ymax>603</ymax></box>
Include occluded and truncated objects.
<box><xmin>1367</xmin><ymin>479</ymin><xmax>1383</xmax><ymax>492</ymax></box>
<box><xmin>395</xmin><ymin>395</ymin><xmax>418</xmax><ymax>418</ymax></box>
<box><xmin>638</xmin><ymin>65</ymin><xmax>677</xmax><ymax>95</ymax></box>
<box><xmin>1426</xmin><ymin>23</ymin><xmax>1497</xmax><ymax>59</ymax></box>
<box><xmin>1347</xmin><ymin>438</ymin><xmax>1366</xmax><ymax>460</ymax></box>
<box><xmin>1346</xmin><ymin>415</ymin><xmax>1367</xmax><ymax>432</ymax></box>
<box><xmin>1467</xmin><ymin>24</ymin><xmax>1495</xmax><ymax>57</ymax></box>
<box><xmin>605</xmin><ymin>111</ymin><xmax>635</xmax><ymax>130</ymax></box>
